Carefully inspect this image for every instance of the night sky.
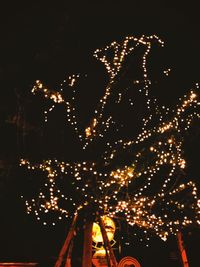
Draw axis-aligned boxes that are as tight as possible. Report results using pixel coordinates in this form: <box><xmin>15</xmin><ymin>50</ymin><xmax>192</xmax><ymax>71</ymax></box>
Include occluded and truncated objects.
<box><xmin>0</xmin><ymin>1</ymin><xmax>199</xmax><ymax>266</ymax></box>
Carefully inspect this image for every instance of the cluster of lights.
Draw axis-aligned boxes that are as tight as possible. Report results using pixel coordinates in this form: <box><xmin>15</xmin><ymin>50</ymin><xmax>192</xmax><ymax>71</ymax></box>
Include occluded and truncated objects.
<box><xmin>163</xmin><ymin>68</ymin><xmax>171</xmax><ymax>76</ymax></box>
<box><xmin>109</xmin><ymin>181</ymin><xmax>199</xmax><ymax>241</ymax></box>
<box><xmin>21</xmin><ymin>35</ymin><xmax>199</xmax><ymax>242</ymax></box>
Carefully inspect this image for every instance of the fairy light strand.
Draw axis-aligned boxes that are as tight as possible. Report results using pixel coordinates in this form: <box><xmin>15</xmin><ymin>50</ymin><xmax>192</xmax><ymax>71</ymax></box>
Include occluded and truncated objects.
<box><xmin>21</xmin><ymin>35</ymin><xmax>199</xmax><ymax>242</ymax></box>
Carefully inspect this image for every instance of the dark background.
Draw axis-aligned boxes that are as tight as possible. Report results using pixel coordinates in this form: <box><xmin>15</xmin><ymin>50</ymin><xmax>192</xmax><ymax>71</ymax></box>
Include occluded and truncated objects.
<box><xmin>0</xmin><ymin>1</ymin><xmax>199</xmax><ymax>266</ymax></box>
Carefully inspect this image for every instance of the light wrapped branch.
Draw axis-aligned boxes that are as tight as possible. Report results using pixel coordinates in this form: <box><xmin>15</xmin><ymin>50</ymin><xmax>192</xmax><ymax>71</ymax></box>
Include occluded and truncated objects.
<box><xmin>20</xmin><ymin>35</ymin><xmax>200</xmax><ymax>241</ymax></box>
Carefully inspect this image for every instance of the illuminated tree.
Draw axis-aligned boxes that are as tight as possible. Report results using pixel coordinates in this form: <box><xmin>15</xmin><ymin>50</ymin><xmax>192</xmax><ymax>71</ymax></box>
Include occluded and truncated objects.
<box><xmin>20</xmin><ymin>35</ymin><xmax>200</xmax><ymax>243</ymax></box>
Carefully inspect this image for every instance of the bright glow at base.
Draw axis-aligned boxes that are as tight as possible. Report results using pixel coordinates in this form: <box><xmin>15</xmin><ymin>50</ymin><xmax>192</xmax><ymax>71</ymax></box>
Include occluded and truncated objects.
<box><xmin>92</xmin><ymin>216</ymin><xmax>116</xmax><ymax>243</ymax></box>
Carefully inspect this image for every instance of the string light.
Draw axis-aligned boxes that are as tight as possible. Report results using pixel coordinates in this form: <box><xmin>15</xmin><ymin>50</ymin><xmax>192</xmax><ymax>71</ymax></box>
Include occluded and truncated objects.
<box><xmin>20</xmin><ymin>35</ymin><xmax>199</xmax><ymax>242</ymax></box>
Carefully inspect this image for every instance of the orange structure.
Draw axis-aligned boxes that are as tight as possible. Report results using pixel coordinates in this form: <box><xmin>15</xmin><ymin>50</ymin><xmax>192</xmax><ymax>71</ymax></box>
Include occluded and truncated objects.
<box><xmin>177</xmin><ymin>232</ymin><xmax>189</xmax><ymax>267</ymax></box>
<box><xmin>54</xmin><ymin>212</ymin><xmax>118</xmax><ymax>267</ymax></box>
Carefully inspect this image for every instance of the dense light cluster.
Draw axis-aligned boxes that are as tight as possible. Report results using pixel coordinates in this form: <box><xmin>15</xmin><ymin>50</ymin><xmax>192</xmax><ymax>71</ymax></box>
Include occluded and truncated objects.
<box><xmin>20</xmin><ymin>35</ymin><xmax>200</xmax><ymax>241</ymax></box>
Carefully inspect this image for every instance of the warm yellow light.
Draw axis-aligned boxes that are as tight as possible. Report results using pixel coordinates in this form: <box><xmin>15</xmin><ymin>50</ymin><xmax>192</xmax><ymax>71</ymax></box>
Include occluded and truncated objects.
<box><xmin>92</xmin><ymin>216</ymin><xmax>116</xmax><ymax>243</ymax></box>
<box><xmin>93</xmin><ymin>247</ymin><xmax>106</xmax><ymax>257</ymax></box>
